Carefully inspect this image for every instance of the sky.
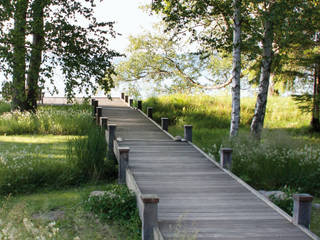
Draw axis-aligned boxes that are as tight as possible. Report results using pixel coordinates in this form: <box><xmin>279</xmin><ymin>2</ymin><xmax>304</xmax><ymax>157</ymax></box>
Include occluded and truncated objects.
<box><xmin>0</xmin><ymin>0</ymin><xmax>159</xmax><ymax>98</ymax></box>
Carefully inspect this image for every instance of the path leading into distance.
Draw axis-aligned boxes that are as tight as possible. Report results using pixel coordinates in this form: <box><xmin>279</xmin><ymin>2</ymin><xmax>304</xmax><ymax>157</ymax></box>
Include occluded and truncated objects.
<box><xmin>100</xmin><ymin>97</ymin><xmax>316</xmax><ymax>239</ymax></box>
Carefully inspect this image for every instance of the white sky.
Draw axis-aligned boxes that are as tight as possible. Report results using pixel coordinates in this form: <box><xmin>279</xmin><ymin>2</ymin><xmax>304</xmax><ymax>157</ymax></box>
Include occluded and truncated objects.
<box><xmin>0</xmin><ymin>0</ymin><xmax>159</xmax><ymax>97</ymax></box>
<box><xmin>95</xmin><ymin>0</ymin><xmax>159</xmax><ymax>53</ymax></box>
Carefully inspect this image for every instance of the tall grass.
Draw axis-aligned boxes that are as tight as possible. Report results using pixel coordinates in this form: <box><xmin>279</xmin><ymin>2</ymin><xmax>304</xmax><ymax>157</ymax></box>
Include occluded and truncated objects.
<box><xmin>0</xmin><ymin>104</ymin><xmax>92</xmax><ymax>135</ymax></box>
<box><xmin>143</xmin><ymin>94</ymin><xmax>320</xmax><ymax>196</ymax></box>
<box><xmin>0</xmin><ymin>124</ymin><xmax>116</xmax><ymax>195</ymax></box>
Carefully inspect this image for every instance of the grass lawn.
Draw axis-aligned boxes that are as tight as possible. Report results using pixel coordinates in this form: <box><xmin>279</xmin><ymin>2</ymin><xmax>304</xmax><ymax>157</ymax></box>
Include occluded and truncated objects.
<box><xmin>312</xmin><ymin>198</ymin><xmax>320</xmax><ymax>236</ymax></box>
<box><xmin>0</xmin><ymin>184</ymin><xmax>136</xmax><ymax>239</ymax></box>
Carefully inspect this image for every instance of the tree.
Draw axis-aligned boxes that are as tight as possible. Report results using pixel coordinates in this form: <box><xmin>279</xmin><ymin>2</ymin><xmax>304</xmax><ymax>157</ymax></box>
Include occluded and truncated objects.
<box><xmin>0</xmin><ymin>0</ymin><xmax>120</xmax><ymax>111</ymax></box>
<box><xmin>114</xmin><ymin>30</ymin><xmax>234</xmax><ymax>94</ymax></box>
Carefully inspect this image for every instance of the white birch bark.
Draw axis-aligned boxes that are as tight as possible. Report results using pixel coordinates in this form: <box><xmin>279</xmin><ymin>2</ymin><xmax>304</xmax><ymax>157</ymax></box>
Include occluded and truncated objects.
<box><xmin>230</xmin><ymin>0</ymin><xmax>241</xmax><ymax>137</ymax></box>
<box><xmin>250</xmin><ymin>15</ymin><xmax>273</xmax><ymax>139</ymax></box>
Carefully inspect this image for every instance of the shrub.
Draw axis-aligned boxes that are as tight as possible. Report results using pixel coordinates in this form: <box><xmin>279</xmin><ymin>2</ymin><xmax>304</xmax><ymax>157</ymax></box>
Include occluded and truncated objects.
<box><xmin>84</xmin><ymin>184</ymin><xmax>141</xmax><ymax>239</ymax></box>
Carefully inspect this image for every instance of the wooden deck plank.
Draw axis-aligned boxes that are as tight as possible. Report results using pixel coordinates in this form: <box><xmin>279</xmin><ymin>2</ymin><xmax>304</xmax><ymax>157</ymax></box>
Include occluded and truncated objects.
<box><xmin>102</xmin><ymin>97</ymin><xmax>315</xmax><ymax>240</ymax></box>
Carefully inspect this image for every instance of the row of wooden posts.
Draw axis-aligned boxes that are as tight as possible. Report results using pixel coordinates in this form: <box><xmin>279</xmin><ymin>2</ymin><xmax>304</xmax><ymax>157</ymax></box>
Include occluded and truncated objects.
<box><xmin>91</xmin><ymin>96</ymin><xmax>315</xmax><ymax>236</ymax></box>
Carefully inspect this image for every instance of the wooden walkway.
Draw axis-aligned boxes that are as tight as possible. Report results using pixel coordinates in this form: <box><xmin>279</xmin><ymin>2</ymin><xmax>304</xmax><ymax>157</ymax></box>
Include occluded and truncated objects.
<box><xmin>100</xmin><ymin>97</ymin><xmax>317</xmax><ymax>240</ymax></box>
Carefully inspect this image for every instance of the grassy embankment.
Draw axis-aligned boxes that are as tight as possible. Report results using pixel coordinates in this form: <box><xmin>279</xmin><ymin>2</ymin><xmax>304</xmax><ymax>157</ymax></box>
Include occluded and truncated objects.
<box><xmin>142</xmin><ymin>94</ymin><xmax>320</xmax><ymax>236</ymax></box>
<box><xmin>0</xmin><ymin>101</ymin><xmax>140</xmax><ymax>239</ymax></box>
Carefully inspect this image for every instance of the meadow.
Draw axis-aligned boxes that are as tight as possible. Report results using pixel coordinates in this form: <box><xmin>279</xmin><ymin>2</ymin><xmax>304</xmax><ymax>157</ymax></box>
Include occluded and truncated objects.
<box><xmin>0</xmin><ymin>102</ymin><xmax>140</xmax><ymax>239</ymax></box>
<box><xmin>143</xmin><ymin>94</ymin><xmax>320</xmax><ymax>235</ymax></box>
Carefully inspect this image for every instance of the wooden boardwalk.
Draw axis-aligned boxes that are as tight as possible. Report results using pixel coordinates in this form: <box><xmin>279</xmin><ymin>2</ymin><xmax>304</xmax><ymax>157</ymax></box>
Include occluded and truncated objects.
<box><xmin>100</xmin><ymin>97</ymin><xmax>317</xmax><ymax>240</ymax></box>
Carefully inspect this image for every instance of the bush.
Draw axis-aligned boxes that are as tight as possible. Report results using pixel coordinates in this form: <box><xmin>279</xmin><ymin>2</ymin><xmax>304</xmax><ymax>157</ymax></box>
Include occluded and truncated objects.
<box><xmin>84</xmin><ymin>184</ymin><xmax>141</xmax><ymax>239</ymax></box>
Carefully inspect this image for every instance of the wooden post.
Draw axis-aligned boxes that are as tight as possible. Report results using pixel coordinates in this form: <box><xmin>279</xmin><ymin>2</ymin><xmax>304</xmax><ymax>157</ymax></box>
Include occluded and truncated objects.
<box><xmin>96</xmin><ymin>107</ymin><xmax>102</xmax><ymax>125</ymax></box>
<box><xmin>121</xmin><ymin>92</ymin><xmax>125</xmax><ymax>99</ymax></box>
<box><xmin>129</xmin><ymin>99</ymin><xmax>133</xmax><ymax>107</ymax></box>
<box><xmin>141</xmin><ymin>194</ymin><xmax>159</xmax><ymax>240</ymax></box>
<box><xmin>147</xmin><ymin>107</ymin><xmax>153</xmax><ymax>119</ymax></box>
<box><xmin>138</xmin><ymin>100</ymin><xmax>142</xmax><ymax>110</ymax></box>
<box><xmin>184</xmin><ymin>125</ymin><xmax>192</xmax><ymax>142</ymax></box>
<box><xmin>118</xmin><ymin>147</ymin><xmax>130</xmax><ymax>184</ymax></box>
<box><xmin>161</xmin><ymin>118</ymin><xmax>168</xmax><ymax>131</ymax></box>
<box><xmin>91</xmin><ymin>99</ymin><xmax>96</xmax><ymax>117</ymax></box>
<box><xmin>220</xmin><ymin>148</ymin><xmax>233</xmax><ymax>170</ymax></box>
<box><xmin>125</xmin><ymin>95</ymin><xmax>129</xmax><ymax>103</ymax></box>
<box><xmin>101</xmin><ymin>117</ymin><xmax>108</xmax><ymax>129</ymax></box>
<box><xmin>108</xmin><ymin>124</ymin><xmax>117</xmax><ymax>156</ymax></box>
<box><xmin>293</xmin><ymin>194</ymin><xmax>313</xmax><ymax>229</ymax></box>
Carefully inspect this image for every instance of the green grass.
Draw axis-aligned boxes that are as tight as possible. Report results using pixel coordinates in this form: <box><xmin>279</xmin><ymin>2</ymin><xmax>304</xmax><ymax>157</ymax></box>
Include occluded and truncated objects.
<box><xmin>0</xmin><ymin>184</ymin><xmax>140</xmax><ymax>239</ymax></box>
<box><xmin>311</xmin><ymin>198</ymin><xmax>320</xmax><ymax>236</ymax></box>
<box><xmin>144</xmin><ymin>93</ymin><xmax>320</xmax><ymax>236</ymax></box>
<box><xmin>0</xmin><ymin>104</ymin><xmax>92</xmax><ymax>135</ymax></box>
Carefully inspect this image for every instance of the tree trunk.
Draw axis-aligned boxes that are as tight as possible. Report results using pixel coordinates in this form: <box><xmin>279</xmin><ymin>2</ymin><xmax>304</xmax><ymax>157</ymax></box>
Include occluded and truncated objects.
<box><xmin>26</xmin><ymin>0</ymin><xmax>45</xmax><ymax>112</ymax></box>
<box><xmin>11</xmin><ymin>0</ymin><xmax>29</xmax><ymax>110</ymax></box>
<box><xmin>230</xmin><ymin>0</ymin><xmax>241</xmax><ymax>137</ymax></box>
<box><xmin>250</xmin><ymin>15</ymin><xmax>273</xmax><ymax>139</ymax></box>
<box><xmin>311</xmin><ymin>65</ymin><xmax>320</xmax><ymax>131</ymax></box>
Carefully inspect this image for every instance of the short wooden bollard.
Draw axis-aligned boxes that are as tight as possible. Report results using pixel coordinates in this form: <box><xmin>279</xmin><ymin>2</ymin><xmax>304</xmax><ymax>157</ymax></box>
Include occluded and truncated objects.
<box><xmin>121</xmin><ymin>92</ymin><xmax>125</xmax><ymax>99</ymax></box>
<box><xmin>91</xmin><ymin>99</ymin><xmax>96</xmax><ymax>117</ymax></box>
<box><xmin>141</xmin><ymin>194</ymin><xmax>159</xmax><ymax>240</ymax></box>
<box><xmin>161</xmin><ymin>118</ymin><xmax>168</xmax><ymax>131</ymax></box>
<box><xmin>129</xmin><ymin>99</ymin><xmax>133</xmax><ymax>107</ymax></box>
<box><xmin>184</xmin><ymin>125</ymin><xmax>192</xmax><ymax>142</ymax></box>
<box><xmin>108</xmin><ymin>124</ymin><xmax>117</xmax><ymax>156</ymax></box>
<box><xmin>118</xmin><ymin>147</ymin><xmax>130</xmax><ymax>184</ymax></box>
<box><xmin>293</xmin><ymin>194</ymin><xmax>313</xmax><ymax>229</ymax></box>
<box><xmin>125</xmin><ymin>95</ymin><xmax>129</xmax><ymax>103</ymax></box>
<box><xmin>220</xmin><ymin>148</ymin><xmax>233</xmax><ymax>170</ymax></box>
<box><xmin>100</xmin><ymin>117</ymin><xmax>108</xmax><ymax>129</ymax></box>
<box><xmin>96</xmin><ymin>107</ymin><xmax>102</xmax><ymax>125</ymax></box>
<box><xmin>147</xmin><ymin>107</ymin><xmax>153</xmax><ymax>119</ymax></box>
<box><xmin>92</xmin><ymin>99</ymin><xmax>98</xmax><ymax>117</ymax></box>
<box><xmin>138</xmin><ymin>100</ymin><xmax>142</xmax><ymax>110</ymax></box>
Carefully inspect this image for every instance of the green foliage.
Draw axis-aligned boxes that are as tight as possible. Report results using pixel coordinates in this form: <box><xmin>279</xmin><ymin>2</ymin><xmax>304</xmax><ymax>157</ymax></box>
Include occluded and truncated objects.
<box><xmin>0</xmin><ymin>0</ymin><xmax>120</xmax><ymax>110</ymax></box>
<box><xmin>144</xmin><ymin>94</ymin><xmax>320</xmax><ymax>196</ymax></box>
<box><xmin>0</xmin><ymin>104</ymin><xmax>92</xmax><ymax>135</ymax></box>
<box><xmin>269</xmin><ymin>186</ymin><xmax>295</xmax><ymax>215</ymax></box>
<box><xmin>84</xmin><ymin>184</ymin><xmax>141</xmax><ymax>239</ymax></box>
<box><xmin>67</xmin><ymin>125</ymin><xmax>116</xmax><ymax>182</ymax></box>
<box><xmin>0</xmin><ymin>100</ymin><xmax>10</xmax><ymax>115</ymax></box>
<box><xmin>0</xmin><ymin>185</ymin><xmax>141</xmax><ymax>239</ymax></box>
<box><xmin>0</xmin><ymin>81</ymin><xmax>13</xmax><ymax>102</ymax></box>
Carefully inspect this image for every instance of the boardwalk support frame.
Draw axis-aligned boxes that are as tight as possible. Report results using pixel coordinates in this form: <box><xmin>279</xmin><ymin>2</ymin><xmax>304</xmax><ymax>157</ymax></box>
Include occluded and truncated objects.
<box><xmin>118</xmin><ymin>147</ymin><xmax>130</xmax><ymax>184</ymax></box>
<box><xmin>141</xmin><ymin>194</ymin><xmax>159</xmax><ymax>240</ymax></box>
<box><xmin>107</xmin><ymin>124</ymin><xmax>117</xmax><ymax>156</ymax></box>
<box><xmin>184</xmin><ymin>125</ymin><xmax>192</xmax><ymax>142</ymax></box>
<box><xmin>293</xmin><ymin>194</ymin><xmax>314</xmax><ymax>229</ymax></box>
<box><xmin>161</xmin><ymin>118</ymin><xmax>169</xmax><ymax>131</ymax></box>
<box><xmin>220</xmin><ymin>148</ymin><xmax>233</xmax><ymax>170</ymax></box>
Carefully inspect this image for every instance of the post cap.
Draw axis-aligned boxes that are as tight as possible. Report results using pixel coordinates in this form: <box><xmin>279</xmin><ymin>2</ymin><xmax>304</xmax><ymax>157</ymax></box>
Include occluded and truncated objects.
<box><xmin>161</xmin><ymin>117</ymin><xmax>168</xmax><ymax>120</ymax></box>
<box><xmin>220</xmin><ymin>148</ymin><xmax>233</xmax><ymax>153</ymax></box>
<box><xmin>293</xmin><ymin>194</ymin><xmax>313</xmax><ymax>202</ymax></box>
<box><xmin>108</xmin><ymin>124</ymin><xmax>117</xmax><ymax>129</ymax></box>
<box><xmin>184</xmin><ymin>125</ymin><xmax>192</xmax><ymax>128</ymax></box>
<box><xmin>118</xmin><ymin>146</ymin><xmax>130</xmax><ymax>153</ymax></box>
<box><xmin>141</xmin><ymin>194</ymin><xmax>159</xmax><ymax>204</ymax></box>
